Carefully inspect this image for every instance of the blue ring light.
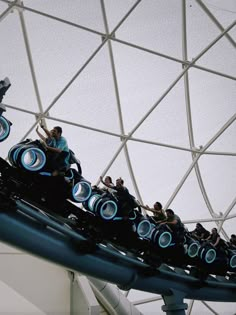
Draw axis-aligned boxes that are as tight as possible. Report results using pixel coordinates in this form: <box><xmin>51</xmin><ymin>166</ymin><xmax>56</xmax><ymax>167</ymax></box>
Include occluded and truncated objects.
<box><xmin>0</xmin><ymin>116</ymin><xmax>10</xmax><ymax>142</ymax></box>
<box><xmin>87</xmin><ymin>194</ymin><xmax>101</xmax><ymax>212</ymax></box>
<box><xmin>7</xmin><ymin>145</ymin><xmax>19</xmax><ymax>166</ymax></box>
<box><xmin>158</xmin><ymin>231</ymin><xmax>172</xmax><ymax>248</ymax></box>
<box><xmin>137</xmin><ymin>220</ymin><xmax>152</xmax><ymax>238</ymax></box>
<box><xmin>187</xmin><ymin>242</ymin><xmax>200</xmax><ymax>258</ymax></box>
<box><xmin>99</xmin><ymin>200</ymin><xmax>118</xmax><ymax>220</ymax></box>
<box><xmin>230</xmin><ymin>254</ymin><xmax>236</xmax><ymax>269</ymax></box>
<box><xmin>129</xmin><ymin>211</ymin><xmax>137</xmax><ymax>221</ymax></box>
<box><xmin>21</xmin><ymin>148</ymin><xmax>46</xmax><ymax>171</ymax></box>
<box><xmin>204</xmin><ymin>248</ymin><xmax>216</xmax><ymax>264</ymax></box>
<box><xmin>12</xmin><ymin>146</ymin><xmax>24</xmax><ymax>165</ymax></box>
<box><xmin>199</xmin><ymin>248</ymin><xmax>205</xmax><ymax>259</ymax></box>
<box><xmin>72</xmin><ymin>181</ymin><xmax>92</xmax><ymax>203</ymax></box>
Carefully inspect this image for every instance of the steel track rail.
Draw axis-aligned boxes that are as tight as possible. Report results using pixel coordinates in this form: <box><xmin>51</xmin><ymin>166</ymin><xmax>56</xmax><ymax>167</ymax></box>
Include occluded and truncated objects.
<box><xmin>0</xmin><ymin>199</ymin><xmax>236</xmax><ymax>302</ymax></box>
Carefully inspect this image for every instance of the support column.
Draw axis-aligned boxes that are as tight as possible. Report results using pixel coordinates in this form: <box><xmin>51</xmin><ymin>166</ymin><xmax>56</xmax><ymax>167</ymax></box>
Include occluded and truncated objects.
<box><xmin>161</xmin><ymin>289</ymin><xmax>188</xmax><ymax>315</ymax></box>
<box><xmin>69</xmin><ymin>272</ymin><xmax>100</xmax><ymax>315</ymax></box>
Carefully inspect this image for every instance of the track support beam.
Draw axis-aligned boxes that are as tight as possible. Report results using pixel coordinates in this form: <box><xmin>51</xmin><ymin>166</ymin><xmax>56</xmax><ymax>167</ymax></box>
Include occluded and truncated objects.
<box><xmin>162</xmin><ymin>289</ymin><xmax>188</xmax><ymax>315</ymax></box>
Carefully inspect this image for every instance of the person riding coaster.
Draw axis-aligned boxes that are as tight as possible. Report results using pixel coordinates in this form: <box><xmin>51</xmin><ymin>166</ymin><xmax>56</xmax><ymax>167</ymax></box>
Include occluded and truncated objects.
<box><xmin>82</xmin><ymin>186</ymin><xmax>137</xmax><ymax>221</ymax></box>
<box><xmin>8</xmin><ymin>138</ymin><xmax>82</xmax><ymax>179</ymax></box>
<box><xmin>7</xmin><ymin>139</ymin><xmax>92</xmax><ymax>206</ymax></box>
<box><xmin>2</xmin><ymin>152</ymin><xmax>236</xmax><ymax>275</ymax></box>
<box><xmin>196</xmin><ymin>232</ymin><xmax>236</xmax><ymax>273</ymax></box>
<box><xmin>82</xmin><ymin>185</ymin><xmax>175</xmax><ymax>258</ymax></box>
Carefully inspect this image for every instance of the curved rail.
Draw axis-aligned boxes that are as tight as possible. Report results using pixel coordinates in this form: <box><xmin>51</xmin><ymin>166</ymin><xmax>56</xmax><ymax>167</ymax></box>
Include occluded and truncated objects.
<box><xmin>0</xmin><ymin>199</ymin><xmax>236</xmax><ymax>303</ymax></box>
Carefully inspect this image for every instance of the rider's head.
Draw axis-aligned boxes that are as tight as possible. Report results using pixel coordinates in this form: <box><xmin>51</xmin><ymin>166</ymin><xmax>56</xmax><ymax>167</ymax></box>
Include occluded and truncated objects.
<box><xmin>51</xmin><ymin>126</ymin><xmax>62</xmax><ymax>139</ymax></box>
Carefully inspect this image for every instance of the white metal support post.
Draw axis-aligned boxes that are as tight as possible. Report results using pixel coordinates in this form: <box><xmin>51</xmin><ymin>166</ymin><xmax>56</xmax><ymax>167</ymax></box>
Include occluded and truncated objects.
<box><xmin>69</xmin><ymin>272</ymin><xmax>100</xmax><ymax>315</ymax></box>
<box><xmin>100</xmin><ymin>0</ymin><xmax>143</xmax><ymax>205</ymax></box>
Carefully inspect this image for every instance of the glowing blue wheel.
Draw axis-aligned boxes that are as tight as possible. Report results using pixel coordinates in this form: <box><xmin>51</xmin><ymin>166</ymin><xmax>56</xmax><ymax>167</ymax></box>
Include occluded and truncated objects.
<box><xmin>187</xmin><ymin>242</ymin><xmax>200</xmax><ymax>258</ymax></box>
<box><xmin>136</xmin><ymin>220</ymin><xmax>152</xmax><ymax>238</ymax></box>
<box><xmin>129</xmin><ymin>211</ymin><xmax>137</xmax><ymax>221</ymax></box>
<box><xmin>204</xmin><ymin>248</ymin><xmax>216</xmax><ymax>264</ymax></box>
<box><xmin>20</xmin><ymin>147</ymin><xmax>46</xmax><ymax>171</ymax></box>
<box><xmin>87</xmin><ymin>194</ymin><xmax>101</xmax><ymax>212</ymax></box>
<box><xmin>8</xmin><ymin>144</ymin><xmax>23</xmax><ymax>166</ymax></box>
<box><xmin>72</xmin><ymin>181</ymin><xmax>92</xmax><ymax>202</ymax></box>
<box><xmin>229</xmin><ymin>254</ymin><xmax>236</xmax><ymax>269</ymax></box>
<box><xmin>98</xmin><ymin>200</ymin><xmax>118</xmax><ymax>220</ymax></box>
<box><xmin>0</xmin><ymin>116</ymin><xmax>10</xmax><ymax>142</ymax></box>
<box><xmin>199</xmin><ymin>246</ymin><xmax>216</xmax><ymax>264</ymax></box>
<box><xmin>153</xmin><ymin>229</ymin><xmax>172</xmax><ymax>248</ymax></box>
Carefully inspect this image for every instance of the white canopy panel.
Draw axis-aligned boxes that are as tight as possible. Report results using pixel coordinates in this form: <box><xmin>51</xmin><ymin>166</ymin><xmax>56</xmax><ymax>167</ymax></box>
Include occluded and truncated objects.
<box><xmin>0</xmin><ymin>0</ymin><xmax>235</xmax><ymax>314</ymax></box>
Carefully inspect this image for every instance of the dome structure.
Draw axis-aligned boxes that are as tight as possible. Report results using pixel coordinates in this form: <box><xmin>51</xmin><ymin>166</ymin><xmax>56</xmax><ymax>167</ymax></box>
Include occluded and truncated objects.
<box><xmin>0</xmin><ymin>0</ymin><xmax>235</xmax><ymax>314</ymax></box>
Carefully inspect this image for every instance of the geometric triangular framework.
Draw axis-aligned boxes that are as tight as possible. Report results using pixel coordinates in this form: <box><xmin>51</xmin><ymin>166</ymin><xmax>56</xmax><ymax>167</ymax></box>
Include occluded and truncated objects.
<box><xmin>0</xmin><ymin>0</ymin><xmax>236</xmax><ymax>314</ymax></box>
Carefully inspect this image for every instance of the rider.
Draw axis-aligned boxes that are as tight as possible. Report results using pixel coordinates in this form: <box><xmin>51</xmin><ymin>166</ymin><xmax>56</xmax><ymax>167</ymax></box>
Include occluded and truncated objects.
<box><xmin>159</xmin><ymin>209</ymin><xmax>185</xmax><ymax>242</ymax></box>
<box><xmin>38</xmin><ymin>124</ymin><xmax>70</xmax><ymax>176</ymax></box>
<box><xmin>140</xmin><ymin>201</ymin><xmax>166</xmax><ymax>224</ymax></box>
<box><xmin>100</xmin><ymin>176</ymin><xmax>137</xmax><ymax>216</ymax></box>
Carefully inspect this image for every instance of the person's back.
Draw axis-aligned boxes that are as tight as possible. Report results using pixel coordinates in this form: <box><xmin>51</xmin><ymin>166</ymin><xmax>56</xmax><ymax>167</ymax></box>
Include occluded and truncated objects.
<box><xmin>114</xmin><ymin>179</ymin><xmax>129</xmax><ymax>200</ymax></box>
<box><xmin>54</xmin><ymin>135</ymin><xmax>69</xmax><ymax>152</ymax></box>
<box><xmin>113</xmin><ymin>178</ymin><xmax>135</xmax><ymax>216</ymax></box>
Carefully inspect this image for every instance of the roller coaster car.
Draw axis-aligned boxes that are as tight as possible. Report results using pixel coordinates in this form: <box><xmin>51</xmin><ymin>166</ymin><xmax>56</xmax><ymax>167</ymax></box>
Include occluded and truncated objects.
<box><xmin>8</xmin><ymin>139</ymin><xmax>90</xmax><ymax>197</ymax></box>
<box><xmin>0</xmin><ymin>78</ymin><xmax>12</xmax><ymax>142</ymax></box>
<box><xmin>196</xmin><ymin>242</ymin><xmax>236</xmax><ymax>276</ymax></box>
<box><xmin>1</xmin><ymin>138</ymin><xmax>90</xmax><ymax>216</ymax></box>
<box><xmin>80</xmin><ymin>188</ymin><xmax>185</xmax><ymax>263</ymax></box>
<box><xmin>182</xmin><ymin>235</ymin><xmax>236</xmax><ymax>277</ymax></box>
<box><xmin>81</xmin><ymin>189</ymin><xmax>183</xmax><ymax>262</ymax></box>
<box><xmin>8</xmin><ymin>139</ymin><xmax>82</xmax><ymax>176</ymax></box>
<box><xmin>0</xmin><ymin>115</ymin><xmax>12</xmax><ymax>143</ymax></box>
<box><xmin>81</xmin><ymin>188</ymin><xmax>139</xmax><ymax>237</ymax></box>
<box><xmin>0</xmin><ymin>157</ymin><xmax>74</xmax><ymax>215</ymax></box>
<box><xmin>2</xmin><ymin>141</ymin><xmax>236</xmax><ymax>275</ymax></box>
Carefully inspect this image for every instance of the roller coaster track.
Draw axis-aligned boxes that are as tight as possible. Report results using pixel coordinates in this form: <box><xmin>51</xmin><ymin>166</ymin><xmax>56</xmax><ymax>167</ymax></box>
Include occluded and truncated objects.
<box><xmin>0</xmin><ymin>198</ymin><xmax>236</xmax><ymax>311</ymax></box>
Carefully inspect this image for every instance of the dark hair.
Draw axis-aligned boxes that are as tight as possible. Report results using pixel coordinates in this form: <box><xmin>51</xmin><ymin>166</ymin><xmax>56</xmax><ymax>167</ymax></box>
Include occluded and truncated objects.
<box><xmin>154</xmin><ymin>202</ymin><xmax>162</xmax><ymax>209</ymax></box>
<box><xmin>196</xmin><ymin>223</ymin><xmax>203</xmax><ymax>228</ymax></box>
<box><xmin>116</xmin><ymin>177</ymin><xmax>124</xmax><ymax>185</ymax></box>
<box><xmin>54</xmin><ymin>126</ymin><xmax>62</xmax><ymax>135</ymax></box>
<box><xmin>105</xmin><ymin>176</ymin><xmax>113</xmax><ymax>183</ymax></box>
<box><xmin>166</xmin><ymin>209</ymin><xmax>174</xmax><ymax>215</ymax></box>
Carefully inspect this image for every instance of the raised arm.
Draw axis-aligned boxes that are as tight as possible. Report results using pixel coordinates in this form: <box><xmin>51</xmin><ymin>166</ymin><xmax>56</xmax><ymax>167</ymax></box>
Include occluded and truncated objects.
<box><xmin>40</xmin><ymin>121</ymin><xmax>51</xmax><ymax>138</ymax></box>
<box><xmin>100</xmin><ymin>176</ymin><xmax>116</xmax><ymax>189</ymax></box>
<box><xmin>140</xmin><ymin>204</ymin><xmax>155</xmax><ymax>212</ymax></box>
<box><xmin>36</xmin><ymin>126</ymin><xmax>47</xmax><ymax>142</ymax></box>
<box><xmin>205</xmin><ymin>234</ymin><xmax>211</xmax><ymax>241</ymax></box>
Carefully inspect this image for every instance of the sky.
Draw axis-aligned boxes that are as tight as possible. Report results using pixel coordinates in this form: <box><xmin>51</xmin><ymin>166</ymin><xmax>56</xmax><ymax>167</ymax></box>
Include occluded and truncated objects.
<box><xmin>0</xmin><ymin>0</ymin><xmax>235</xmax><ymax>314</ymax></box>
